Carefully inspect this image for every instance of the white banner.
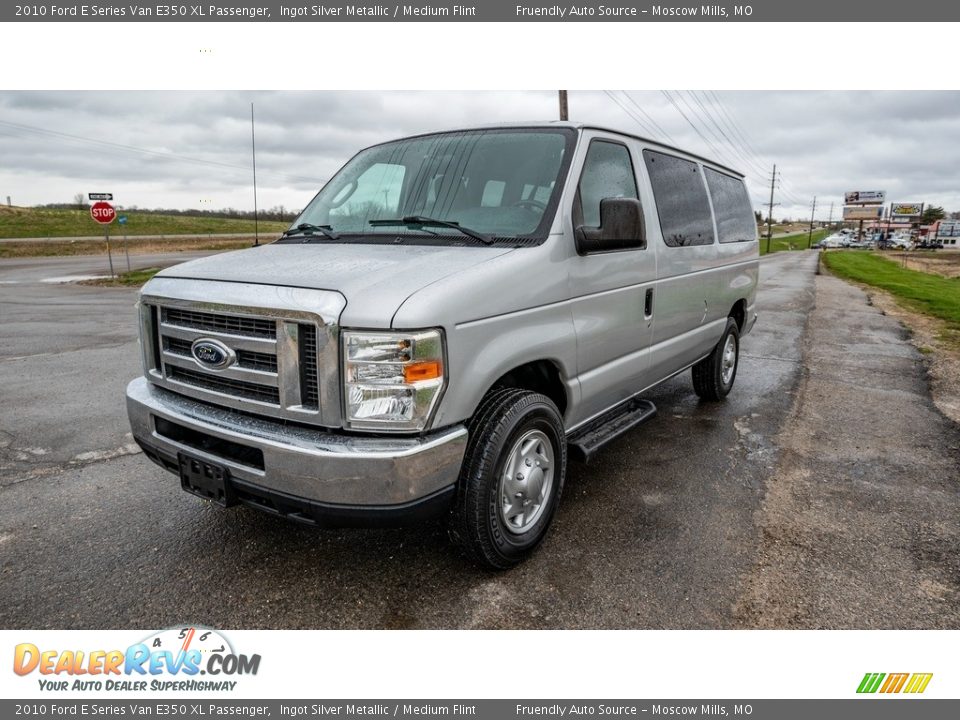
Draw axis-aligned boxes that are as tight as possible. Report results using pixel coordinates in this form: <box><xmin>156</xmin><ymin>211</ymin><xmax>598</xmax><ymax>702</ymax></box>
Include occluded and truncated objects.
<box><xmin>2</xmin><ymin>629</ymin><xmax>958</xmax><ymax>700</ymax></box>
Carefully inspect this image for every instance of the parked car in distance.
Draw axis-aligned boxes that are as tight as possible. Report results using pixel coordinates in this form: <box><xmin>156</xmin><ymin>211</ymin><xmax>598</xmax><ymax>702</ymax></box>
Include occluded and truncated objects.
<box><xmin>126</xmin><ymin>122</ymin><xmax>759</xmax><ymax>569</ymax></box>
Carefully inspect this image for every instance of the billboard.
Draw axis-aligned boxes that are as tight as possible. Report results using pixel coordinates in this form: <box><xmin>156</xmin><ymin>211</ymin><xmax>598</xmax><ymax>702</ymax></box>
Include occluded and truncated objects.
<box><xmin>844</xmin><ymin>190</ymin><xmax>886</xmax><ymax>205</ymax></box>
<box><xmin>938</xmin><ymin>220</ymin><xmax>960</xmax><ymax>238</ymax></box>
<box><xmin>843</xmin><ymin>206</ymin><xmax>883</xmax><ymax>221</ymax></box>
<box><xmin>890</xmin><ymin>202</ymin><xmax>924</xmax><ymax>218</ymax></box>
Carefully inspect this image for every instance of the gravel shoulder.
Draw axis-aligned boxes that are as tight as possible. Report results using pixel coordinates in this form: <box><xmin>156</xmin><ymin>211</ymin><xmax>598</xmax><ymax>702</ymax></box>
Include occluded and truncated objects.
<box><xmin>735</xmin><ymin>270</ymin><xmax>960</xmax><ymax>628</ymax></box>
<box><xmin>860</xmin><ymin>288</ymin><xmax>960</xmax><ymax>426</ymax></box>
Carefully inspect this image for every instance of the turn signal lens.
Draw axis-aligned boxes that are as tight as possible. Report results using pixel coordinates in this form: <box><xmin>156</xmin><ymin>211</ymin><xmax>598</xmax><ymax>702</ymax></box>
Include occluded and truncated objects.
<box><xmin>403</xmin><ymin>360</ymin><xmax>442</xmax><ymax>383</ymax></box>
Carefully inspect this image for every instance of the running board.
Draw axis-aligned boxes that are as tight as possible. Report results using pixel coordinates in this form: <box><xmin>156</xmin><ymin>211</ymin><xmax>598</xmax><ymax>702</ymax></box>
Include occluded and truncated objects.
<box><xmin>566</xmin><ymin>398</ymin><xmax>658</xmax><ymax>463</ymax></box>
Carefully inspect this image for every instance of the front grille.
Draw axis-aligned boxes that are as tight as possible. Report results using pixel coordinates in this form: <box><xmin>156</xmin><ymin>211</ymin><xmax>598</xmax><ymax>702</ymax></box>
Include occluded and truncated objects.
<box><xmin>162</xmin><ymin>307</ymin><xmax>276</xmax><ymax>338</ymax></box>
<box><xmin>163</xmin><ymin>337</ymin><xmax>278</xmax><ymax>373</ymax></box>
<box><xmin>147</xmin><ymin>301</ymin><xmax>330</xmax><ymax>422</ymax></box>
<box><xmin>299</xmin><ymin>324</ymin><xmax>319</xmax><ymax>408</ymax></box>
<box><xmin>167</xmin><ymin>366</ymin><xmax>281</xmax><ymax>405</ymax></box>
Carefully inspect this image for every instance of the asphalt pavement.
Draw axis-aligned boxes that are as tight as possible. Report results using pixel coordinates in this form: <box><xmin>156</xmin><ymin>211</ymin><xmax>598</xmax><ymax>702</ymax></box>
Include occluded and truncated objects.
<box><xmin>1</xmin><ymin>250</ymin><xmax>957</xmax><ymax>629</ymax></box>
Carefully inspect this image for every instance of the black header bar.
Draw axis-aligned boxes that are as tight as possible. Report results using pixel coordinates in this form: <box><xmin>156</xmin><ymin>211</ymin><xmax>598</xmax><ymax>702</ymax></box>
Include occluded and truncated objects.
<box><xmin>4</xmin><ymin>1</ymin><xmax>957</xmax><ymax>22</ymax></box>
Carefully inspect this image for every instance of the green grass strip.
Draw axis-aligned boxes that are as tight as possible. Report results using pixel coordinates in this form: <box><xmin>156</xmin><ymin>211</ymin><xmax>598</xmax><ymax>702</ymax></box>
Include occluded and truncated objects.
<box><xmin>821</xmin><ymin>251</ymin><xmax>960</xmax><ymax>331</ymax></box>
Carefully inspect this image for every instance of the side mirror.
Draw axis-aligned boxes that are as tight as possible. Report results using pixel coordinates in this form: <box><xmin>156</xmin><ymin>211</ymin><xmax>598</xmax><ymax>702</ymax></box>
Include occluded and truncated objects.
<box><xmin>576</xmin><ymin>197</ymin><xmax>646</xmax><ymax>254</ymax></box>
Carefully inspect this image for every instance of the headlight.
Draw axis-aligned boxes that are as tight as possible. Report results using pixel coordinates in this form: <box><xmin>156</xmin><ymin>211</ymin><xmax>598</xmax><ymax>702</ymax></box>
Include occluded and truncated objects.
<box><xmin>342</xmin><ymin>329</ymin><xmax>445</xmax><ymax>431</ymax></box>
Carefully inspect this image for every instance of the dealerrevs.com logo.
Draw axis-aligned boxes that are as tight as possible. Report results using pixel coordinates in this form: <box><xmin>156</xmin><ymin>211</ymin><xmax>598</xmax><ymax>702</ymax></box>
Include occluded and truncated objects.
<box><xmin>857</xmin><ymin>673</ymin><xmax>933</xmax><ymax>694</ymax></box>
<box><xmin>13</xmin><ymin>627</ymin><xmax>261</xmax><ymax>692</ymax></box>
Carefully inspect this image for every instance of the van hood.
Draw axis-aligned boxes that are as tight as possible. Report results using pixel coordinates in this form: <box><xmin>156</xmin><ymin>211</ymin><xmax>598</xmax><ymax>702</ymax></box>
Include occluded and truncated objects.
<box><xmin>156</xmin><ymin>242</ymin><xmax>515</xmax><ymax>327</ymax></box>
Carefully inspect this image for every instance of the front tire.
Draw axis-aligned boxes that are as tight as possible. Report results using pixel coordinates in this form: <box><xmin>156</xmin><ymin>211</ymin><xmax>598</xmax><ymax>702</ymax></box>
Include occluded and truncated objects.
<box><xmin>449</xmin><ymin>388</ymin><xmax>567</xmax><ymax>570</ymax></box>
<box><xmin>692</xmin><ymin>317</ymin><xmax>740</xmax><ymax>401</ymax></box>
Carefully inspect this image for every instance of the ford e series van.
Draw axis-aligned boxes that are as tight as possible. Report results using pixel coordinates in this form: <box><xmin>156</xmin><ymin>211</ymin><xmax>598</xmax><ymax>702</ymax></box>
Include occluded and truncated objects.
<box><xmin>126</xmin><ymin>122</ymin><xmax>759</xmax><ymax>569</ymax></box>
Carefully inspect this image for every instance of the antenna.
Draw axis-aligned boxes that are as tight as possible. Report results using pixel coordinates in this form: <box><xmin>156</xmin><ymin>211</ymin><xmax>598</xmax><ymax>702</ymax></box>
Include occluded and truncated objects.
<box><xmin>251</xmin><ymin>102</ymin><xmax>259</xmax><ymax>247</ymax></box>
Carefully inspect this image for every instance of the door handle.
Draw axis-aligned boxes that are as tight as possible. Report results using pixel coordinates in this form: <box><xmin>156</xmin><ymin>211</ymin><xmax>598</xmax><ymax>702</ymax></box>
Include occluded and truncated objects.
<box><xmin>644</xmin><ymin>288</ymin><xmax>654</xmax><ymax>318</ymax></box>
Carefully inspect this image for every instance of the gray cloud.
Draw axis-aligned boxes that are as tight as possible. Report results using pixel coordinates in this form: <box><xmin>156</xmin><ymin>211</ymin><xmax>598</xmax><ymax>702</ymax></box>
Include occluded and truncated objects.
<box><xmin>1</xmin><ymin>90</ymin><xmax>958</xmax><ymax>219</ymax></box>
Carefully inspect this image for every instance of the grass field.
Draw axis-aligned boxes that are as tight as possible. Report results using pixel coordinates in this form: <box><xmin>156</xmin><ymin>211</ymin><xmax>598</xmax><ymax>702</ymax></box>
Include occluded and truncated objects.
<box><xmin>759</xmin><ymin>229</ymin><xmax>829</xmax><ymax>256</ymax></box>
<box><xmin>0</xmin><ymin>206</ymin><xmax>288</xmax><ymax>239</ymax></box>
<box><xmin>821</xmin><ymin>251</ymin><xmax>960</xmax><ymax>332</ymax></box>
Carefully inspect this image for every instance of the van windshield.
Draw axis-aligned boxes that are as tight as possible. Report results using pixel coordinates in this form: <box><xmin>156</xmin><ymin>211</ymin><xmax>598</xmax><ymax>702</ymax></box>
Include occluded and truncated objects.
<box><xmin>290</xmin><ymin>128</ymin><xmax>575</xmax><ymax>245</ymax></box>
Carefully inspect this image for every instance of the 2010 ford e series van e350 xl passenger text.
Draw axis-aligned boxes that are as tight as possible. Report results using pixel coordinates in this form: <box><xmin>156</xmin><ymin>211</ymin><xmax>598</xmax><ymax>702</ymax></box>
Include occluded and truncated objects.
<box><xmin>126</xmin><ymin>122</ymin><xmax>759</xmax><ymax>569</ymax></box>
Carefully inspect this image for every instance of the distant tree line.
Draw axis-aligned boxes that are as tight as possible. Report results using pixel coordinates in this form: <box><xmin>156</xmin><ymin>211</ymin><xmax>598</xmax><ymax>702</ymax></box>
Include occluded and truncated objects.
<box><xmin>50</xmin><ymin>195</ymin><xmax>299</xmax><ymax>222</ymax></box>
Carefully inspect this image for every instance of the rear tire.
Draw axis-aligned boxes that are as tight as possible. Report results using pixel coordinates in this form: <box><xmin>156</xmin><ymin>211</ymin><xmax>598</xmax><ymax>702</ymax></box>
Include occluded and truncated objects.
<box><xmin>692</xmin><ymin>317</ymin><xmax>740</xmax><ymax>401</ymax></box>
<box><xmin>448</xmin><ymin>388</ymin><xmax>566</xmax><ymax>570</ymax></box>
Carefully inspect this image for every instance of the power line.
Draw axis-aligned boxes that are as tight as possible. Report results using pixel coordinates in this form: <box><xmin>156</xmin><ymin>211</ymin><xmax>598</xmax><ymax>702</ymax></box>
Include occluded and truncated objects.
<box><xmin>682</xmin><ymin>91</ymin><xmax>753</xmax><ymax>171</ymax></box>
<box><xmin>706</xmin><ymin>90</ymin><xmax>771</xmax><ymax>169</ymax></box>
<box><xmin>688</xmin><ymin>90</ymin><xmax>769</xmax><ymax>179</ymax></box>
<box><xmin>621</xmin><ymin>91</ymin><xmax>678</xmax><ymax>145</ymax></box>
<box><xmin>699</xmin><ymin>90</ymin><xmax>809</xmax><ymax>205</ymax></box>
<box><xmin>603</xmin><ymin>90</ymin><xmax>661</xmax><ymax>138</ymax></box>
<box><xmin>662</xmin><ymin>90</ymin><xmax>740</xmax><ymax>170</ymax></box>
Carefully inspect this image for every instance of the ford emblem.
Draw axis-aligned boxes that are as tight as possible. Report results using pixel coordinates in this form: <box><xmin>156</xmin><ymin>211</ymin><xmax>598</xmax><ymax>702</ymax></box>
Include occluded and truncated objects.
<box><xmin>190</xmin><ymin>338</ymin><xmax>236</xmax><ymax>370</ymax></box>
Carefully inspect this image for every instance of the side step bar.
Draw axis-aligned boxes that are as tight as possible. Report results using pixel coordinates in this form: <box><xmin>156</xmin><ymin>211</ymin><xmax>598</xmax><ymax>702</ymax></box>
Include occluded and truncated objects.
<box><xmin>567</xmin><ymin>398</ymin><xmax>657</xmax><ymax>463</ymax></box>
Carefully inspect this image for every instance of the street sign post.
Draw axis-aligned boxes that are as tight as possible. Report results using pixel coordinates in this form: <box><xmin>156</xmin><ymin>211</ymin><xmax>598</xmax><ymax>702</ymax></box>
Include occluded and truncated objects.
<box><xmin>90</xmin><ymin>200</ymin><xmax>117</xmax><ymax>278</ymax></box>
<box><xmin>117</xmin><ymin>215</ymin><xmax>130</xmax><ymax>272</ymax></box>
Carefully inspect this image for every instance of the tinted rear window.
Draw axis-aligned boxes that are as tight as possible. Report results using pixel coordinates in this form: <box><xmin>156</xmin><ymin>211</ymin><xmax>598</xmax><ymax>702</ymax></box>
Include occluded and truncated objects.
<box><xmin>705</xmin><ymin>168</ymin><xmax>756</xmax><ymax>244</ymax></box>
<box><xmin>643</xmin><ymin>150</ymin><xmax>714</xmax><ymax>247</ymax></box>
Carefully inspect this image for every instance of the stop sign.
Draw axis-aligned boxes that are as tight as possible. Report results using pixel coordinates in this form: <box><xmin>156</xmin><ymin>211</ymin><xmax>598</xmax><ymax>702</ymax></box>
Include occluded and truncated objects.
<box><xmin>90</xmin><ymin>201</ymin><xmax>116</xmax><ymax>225</ymax></box>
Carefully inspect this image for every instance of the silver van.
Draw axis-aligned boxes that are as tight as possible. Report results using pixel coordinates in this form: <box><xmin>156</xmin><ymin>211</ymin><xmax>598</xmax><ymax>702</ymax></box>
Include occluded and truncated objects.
<box><xmin>126</xmin><ymin>122</ymin><xmax>758</xmax><ymax>569</ymax></box>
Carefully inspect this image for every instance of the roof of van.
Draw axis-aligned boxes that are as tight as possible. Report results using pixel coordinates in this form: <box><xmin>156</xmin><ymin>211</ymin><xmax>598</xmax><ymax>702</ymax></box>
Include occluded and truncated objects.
<box><xmin>380</xmin><ymin>121</ymin><xmax>746</xmax><ymax>179</ymax></box>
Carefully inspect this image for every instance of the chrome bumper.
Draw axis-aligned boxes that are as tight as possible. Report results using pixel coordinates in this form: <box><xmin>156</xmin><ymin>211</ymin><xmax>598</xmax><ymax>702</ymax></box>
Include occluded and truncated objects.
<box><xmin>126</xmin><ymin>377</ymin><xmax>467</xmax><ymax>510</ymax></box>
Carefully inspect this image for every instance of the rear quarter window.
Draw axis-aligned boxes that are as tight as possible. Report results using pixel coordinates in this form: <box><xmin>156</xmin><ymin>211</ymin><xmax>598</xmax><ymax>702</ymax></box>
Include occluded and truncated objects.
<box><xmin>643</xmin><ymin>150</ymin><xmax>715</xmax><ymax>247</ymax></box>
<box><xmin>705</xmin><ymin>168</ymin><xmax>756</xmax><ymax>244</ymax></box>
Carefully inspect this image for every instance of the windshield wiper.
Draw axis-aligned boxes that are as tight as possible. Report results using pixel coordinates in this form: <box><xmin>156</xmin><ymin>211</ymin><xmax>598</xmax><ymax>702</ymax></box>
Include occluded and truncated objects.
<box><xmin>369</xmin><ymin>216</ymin><xmax>494</xmax><ymax>245</ymax></box>
<box><xmin>279</xmin><ymin>223</ymin><xmax>340</xmax><ymax>241</ymax></box>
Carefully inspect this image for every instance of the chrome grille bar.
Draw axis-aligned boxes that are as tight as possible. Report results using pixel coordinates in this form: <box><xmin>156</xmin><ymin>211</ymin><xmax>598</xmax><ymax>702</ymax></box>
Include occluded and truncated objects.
<box><xmin>160</xmin><ymin>352</ymin><xmax>280</xmax><ymax>387</ymax></box>
<box><xmin>162</xmin><ymin>307</ymin><xmax>276</xmax><ymax>338</ymax></box>
<box><xmin>159</xmin><ymin>322</ymin><xmax>277</xmax><ymax>353</ymax></box>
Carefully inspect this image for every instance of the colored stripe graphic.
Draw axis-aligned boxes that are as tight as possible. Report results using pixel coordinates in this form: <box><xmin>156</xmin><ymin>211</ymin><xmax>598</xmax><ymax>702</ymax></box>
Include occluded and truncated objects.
<box><xmin>857</xmin><ymin>672</ymin><xmax>932</xmax><ymax>694</ymax></box>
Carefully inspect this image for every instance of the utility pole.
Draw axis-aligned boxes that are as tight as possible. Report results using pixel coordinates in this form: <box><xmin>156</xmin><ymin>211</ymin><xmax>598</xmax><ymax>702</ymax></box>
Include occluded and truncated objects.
<box><xmin>558</xmin><ymin>90</ymin><xmax>569</xmax><ymax>121</ymax></box>
<box><xmin>765</xmin><ymin>164</ymin><xmax>777</xmax><ymax>254</ymax></box>
<box><xmin>827</xmin><ymin>202</ymin><xmax>834</xmax><ymax>230</ymax></box>
<box><xmin>807</xmin><ymin>196</ymin><xmax>817</xmax><ymax>249</ymax></box>
<box><xmin>251</xmin><ymin>102</ymin><xmax>260</xmax><ymax>247</ymax></box>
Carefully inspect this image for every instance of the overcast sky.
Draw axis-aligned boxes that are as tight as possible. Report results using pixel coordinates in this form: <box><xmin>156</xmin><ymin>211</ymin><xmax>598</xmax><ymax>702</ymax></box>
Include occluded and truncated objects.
<box><xmin>2</xmin><ymin>90</ymin><xmax>958</xmax><ymax>221</ymax></box>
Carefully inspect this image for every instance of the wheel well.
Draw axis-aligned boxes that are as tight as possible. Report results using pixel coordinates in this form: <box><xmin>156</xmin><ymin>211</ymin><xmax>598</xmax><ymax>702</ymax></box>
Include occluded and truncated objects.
<box><xmin>489</xmin><ymin>360</ymin><xmax>567</xmax><ymax>416</ymax></box>
<box><xmin>729</xmin><ymin>299</ymin><xmax>747</xmax><ymax>331</ymax></box>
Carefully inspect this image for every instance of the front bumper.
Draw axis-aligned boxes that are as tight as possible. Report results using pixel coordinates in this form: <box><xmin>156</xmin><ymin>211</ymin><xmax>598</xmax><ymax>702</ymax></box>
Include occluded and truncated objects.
<box><xmin>126</xmin><ymin>377</ymin><xmax>467</xmax><ymax>526</ymax></box>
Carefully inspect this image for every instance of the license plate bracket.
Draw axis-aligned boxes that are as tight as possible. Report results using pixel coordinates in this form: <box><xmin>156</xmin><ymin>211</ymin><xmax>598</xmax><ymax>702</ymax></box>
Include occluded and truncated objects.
<box><xmin>177</xmin><ymin>452</ymin><xmax>236</xmax><ymax>507</ymax></box>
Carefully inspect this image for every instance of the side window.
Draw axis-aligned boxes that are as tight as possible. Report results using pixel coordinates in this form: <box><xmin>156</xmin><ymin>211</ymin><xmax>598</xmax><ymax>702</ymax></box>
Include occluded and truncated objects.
<box><xmin>578</xmin><ymin>140</ymin><xmax>639</xmax><ymax>228</ymax></box>
<box><xmin>643</xmin><ymin>150</ymin><xmax>715</xmax><ymax>247</ymax></box>
<box><xmin>705</xmin><ymin>169</ymin><xmax>756</xmax><ymax>243</ymax></box>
